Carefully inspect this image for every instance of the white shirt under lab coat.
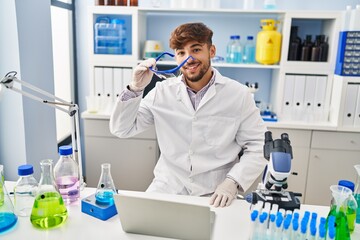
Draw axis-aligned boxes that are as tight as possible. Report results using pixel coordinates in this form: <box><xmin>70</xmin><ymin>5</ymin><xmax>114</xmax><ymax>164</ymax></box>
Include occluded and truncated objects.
<box><xmin>109</xmin><ymin>68</ymin><xmax>267</xmax><ymax>196</ymax></box>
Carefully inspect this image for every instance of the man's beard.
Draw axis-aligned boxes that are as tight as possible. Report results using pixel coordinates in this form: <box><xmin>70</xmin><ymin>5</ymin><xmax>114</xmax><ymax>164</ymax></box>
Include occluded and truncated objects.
<box><xmin>182</xmin><ymin>58</ymin><xmax>211</xmax><ymax>83</ymax></box>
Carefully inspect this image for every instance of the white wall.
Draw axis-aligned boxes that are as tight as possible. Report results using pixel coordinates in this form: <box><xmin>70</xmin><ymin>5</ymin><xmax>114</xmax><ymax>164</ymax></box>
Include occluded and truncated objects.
<box><xmin>0</xmin><ymin>0</ymin><xmax>58</xmax><ymax>180</ymax></box>
<box><xmin>0</xmin><ymin>0</ymin><xmax>26</xmax><ymax>180</ymax></box>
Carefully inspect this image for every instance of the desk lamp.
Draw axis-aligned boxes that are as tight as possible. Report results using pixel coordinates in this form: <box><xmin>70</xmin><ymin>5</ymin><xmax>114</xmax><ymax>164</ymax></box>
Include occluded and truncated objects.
<box><xmin>0</xmin><ymin>71</ymin><xmax>85</xmax><ymax>189</ymax></box>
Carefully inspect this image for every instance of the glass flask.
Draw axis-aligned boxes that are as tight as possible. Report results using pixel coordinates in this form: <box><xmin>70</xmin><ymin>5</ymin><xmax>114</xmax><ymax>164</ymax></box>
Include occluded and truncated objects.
<box><xmin>337</xmin><ymin>180</ymin><xmax>357</xmax><ymax>233</ymax></box>
<box><xmin>0</xmin><ymin>165</ymin><xmax>18</xmax><ymax>234</ymax></box>
<box><xmin>95</xmin><ymin>163</ymin><xmax>116</xmax><ymax>205</ymax></box>
<box><xmin>354</xmin><ymin>165</ymin><xmax>360</xmax><ymax>224</ymax></box>
<box><xmin>14</xmin><ymin>164</ymin><xmax>38</xmax><ymax>217</ymax></box>
<box><xmin>54</xmin><ymin>145</ymin><xmax>80</xmax><ymax>203</ymax></box>
<box><xmin>327</xmin><ymin>185</ymin><xmax>351</xmax><ymax>240</ymax></box>
<box><xmin>30</xmin><ymin>159</ymin><xmax>68</xmax><ymax>229</ymax></box>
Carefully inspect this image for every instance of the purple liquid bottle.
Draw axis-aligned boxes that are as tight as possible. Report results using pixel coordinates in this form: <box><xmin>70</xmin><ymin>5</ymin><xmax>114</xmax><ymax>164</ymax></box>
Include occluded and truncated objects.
<box><xmin>54</xmin><ymin>146</ymin><xmax>80</xmax><ymax>203</ymax></box>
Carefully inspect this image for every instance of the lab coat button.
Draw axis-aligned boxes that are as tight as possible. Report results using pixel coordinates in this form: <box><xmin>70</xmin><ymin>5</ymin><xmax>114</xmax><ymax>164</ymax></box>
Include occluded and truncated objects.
<box><xmin>193</xmin><ymin>116</ymin><xmax>197</xmax><ymax>121</ymax></box>
<box><xmin>189</xmin><ymin>178</ymin><xmax>194</xmax><ymax>183</ymax></box>
<box><xmin>189</xmin><ymin>150</ymin><xmax>194</xmax><ymax>155</ymax></box>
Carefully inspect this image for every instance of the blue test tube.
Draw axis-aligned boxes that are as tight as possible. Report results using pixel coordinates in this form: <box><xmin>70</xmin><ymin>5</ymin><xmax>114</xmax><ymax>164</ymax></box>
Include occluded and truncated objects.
<box><xmin>309</xmin><ymin>222</ymin><xmax>317</xmax><ymax>240</ymax></box>
<box><xmin>274</xmin><ymin>212</ymin><xmax>283</xmax><ymax>239</ymax></box>
<box><xmin>318</xmin><ymin>221</ymin><xmax>326</xmax><ymax>240</ymax></box>
<box><xmin>282</xmin><ymin>215</ymin><xmax>292</xmax><ymax>240</ymax></box>
<box><xmin>249</xmin><ymin>209</ymin><xmax>259</xmax><ymax>240</ymax></box>
<box><xmin>258</xmin><ymin>212</ymin><xmax>268</xmax><ymax>239</ymax></box>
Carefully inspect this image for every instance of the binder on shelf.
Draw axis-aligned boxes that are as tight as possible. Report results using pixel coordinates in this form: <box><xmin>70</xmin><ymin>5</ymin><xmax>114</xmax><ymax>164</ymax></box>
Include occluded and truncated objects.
<box><xmin>342</xmin><ymin>83</ymin><xmax>359</xmax><ymax>126</ymax></box>
<box><xmin>282</xmin><ymin>74</ymin><xmax>295</xmax><ymax>119</ymax></box>
<box><xmin>304</xmin><ymin>75</ymin><xmax>317</xmax><ymax>110</ymax></box>
<box><xmin>292</xmin><ymin>75</ymin><xmax>306</xmax><ymax>120</ymax></box>
<box><xmin>122</xmin><ymin>68</ymin><xmax>133</xmax><ymax>91</ymax></box>
<box><xmin>354</xmin><ymin>86</ymin><xmax>360</xmax><ymax>127</ymax></box>
<box><xmin>113</xmin><ymin>67</ymin><xmax>123</xmax><ymax>98</ymax></box>
<box><xmin>103</xmin><ymin>67</ymin><xmax>114</xmax><ymax>99</ymax></box>
<box><xmin>314</xmin><ymin>76</ymin><xmax>327</xmax><ymax>110</ymax></box>
<box><xmin>94</xmin><ymin>67</ymin><xmax>104</xmax><ymax>97</ymax></box>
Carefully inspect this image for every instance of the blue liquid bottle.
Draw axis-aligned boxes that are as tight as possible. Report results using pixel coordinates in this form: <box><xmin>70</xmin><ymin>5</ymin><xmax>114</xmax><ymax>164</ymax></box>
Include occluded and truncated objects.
<box><xmin>0</xmin><ymin>165</ymin><xmax>18</xmax><ymax>234</ymax></box>
<box><xmin>95</xmin><ymin>163</ymin><xmax>117</xmax><ymax>205</ymax></box>
<box><xmin>243</xmin><ymin>36</ymin><xmax>256</xmax><ymax>63</ymax></box>
<box><xmin>226</xmin><ymin>35</ymin><xmax>242</xmax><ymax>63</ymax></box>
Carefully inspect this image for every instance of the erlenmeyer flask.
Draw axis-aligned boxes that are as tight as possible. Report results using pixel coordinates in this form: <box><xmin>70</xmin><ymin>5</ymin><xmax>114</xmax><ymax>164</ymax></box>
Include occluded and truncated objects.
<box><xmin>0</xmin><ymin>165</ymin><xmax>18</xmax><ymax>234</ymax></box>
<box><xmin>30</xmin><ymin>159</ymin><xmax>68</xmax><ymax>229</ymax></box>
<box><xmin>354</xmin><ymin>165</ymin><xmax>360</xmax><ymax>224</ymax></box>
<box><xmin>327</xmin><ymin>185</ymin><xmax>351</xmax><ymax>240</ymax></box>
<box><xmin>95</xmin><ymin>163</ymin><xmax>116</xmax><ymax>205</ymax></box>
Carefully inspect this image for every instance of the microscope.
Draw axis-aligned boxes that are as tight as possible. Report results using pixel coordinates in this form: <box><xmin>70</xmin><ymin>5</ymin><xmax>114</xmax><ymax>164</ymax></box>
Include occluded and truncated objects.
<box><xmin>248</xmin><ymin>131</ymin><xmax>301</xmax><ymax>211</ymax></box>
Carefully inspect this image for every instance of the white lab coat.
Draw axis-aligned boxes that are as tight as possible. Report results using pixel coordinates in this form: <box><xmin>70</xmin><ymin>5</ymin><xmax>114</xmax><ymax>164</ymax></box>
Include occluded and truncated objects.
<box><xmin>110</xmin><ymin>68</ymin><xmax>267</xmax><ymax>196</ymax></box>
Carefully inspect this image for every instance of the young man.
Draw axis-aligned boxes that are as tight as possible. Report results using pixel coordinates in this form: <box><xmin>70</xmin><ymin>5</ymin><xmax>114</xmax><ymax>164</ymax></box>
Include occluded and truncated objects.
<box><xmin>110</xmin><ymin>22</ymin><xmax>267</xmax><ymax>207</ymax></box>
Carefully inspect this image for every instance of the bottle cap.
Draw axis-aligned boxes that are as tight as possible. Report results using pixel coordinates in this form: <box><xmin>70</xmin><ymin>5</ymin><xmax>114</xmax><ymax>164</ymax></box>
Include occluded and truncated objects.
<box><xmin>59</xmin><ymin>145</ymin><xmax>73</xmax><ymax>156</ymax></box>
<box><xmin>18</xmin><ymin>164</ymin><xmax>34</xmax><ymax>176</ymax></box>
<box><xmin>338</xmin><ymin>179</ymin><xmax>355</xmax><ymax>192</ymax></box>
<box><xmin>247</xmin><ymin>36</ymin><xmax>254</xmax><ymax>40</ymax></box>
<box><xmin>111</xmin><ymin>18</ymin><xmax>125</xmax><ymax>25</ymax></box>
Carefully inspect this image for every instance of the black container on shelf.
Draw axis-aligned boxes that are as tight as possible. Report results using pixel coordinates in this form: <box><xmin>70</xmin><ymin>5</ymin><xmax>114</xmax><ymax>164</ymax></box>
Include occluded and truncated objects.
<box><xmin>300</xmin><ymin>35</ymin><xmax>313</xmax><ymax>61</ymax></box>
<box><xmin>319</xmin><ymin>35</ymin><xmax>329</xmax><ymax>62</ymax></box>
<box><xmin>288</xmin><ymin>26</ymin><xmax>302</xmax><ymax>61</ymax></box>
<box><xmin>311</xmin><ymin>35</ymin><xmax>321</xmax><ymax>61</ymax></box>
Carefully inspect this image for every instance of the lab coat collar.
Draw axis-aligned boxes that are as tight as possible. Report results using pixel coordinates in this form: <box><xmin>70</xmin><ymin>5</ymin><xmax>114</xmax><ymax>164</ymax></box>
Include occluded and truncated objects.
<box><xmin>174</xmin><ymin>67</ymin><xmax>225</xmax><ymax>112</ymax></box>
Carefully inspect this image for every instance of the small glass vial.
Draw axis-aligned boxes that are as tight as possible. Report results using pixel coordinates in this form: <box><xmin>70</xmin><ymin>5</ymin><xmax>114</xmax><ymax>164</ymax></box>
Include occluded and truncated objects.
<box><xmin>30</xmin><ymin>159</ymin><xmax>68</xmax><ymax>229</ymax></box>
<box><xmin>14</xmin><ymin>164</ymin><xmax>38</xmax><ymax>217</ymax></box>
<box><xmin>54</xmin><ymin>145</ymin><xmax>80</xmax><ymax>203</ymax></box>
<box><xmin>95</xmin><ymin>163</ymin><xmax>117</xmax><ymax>205</ymax></box>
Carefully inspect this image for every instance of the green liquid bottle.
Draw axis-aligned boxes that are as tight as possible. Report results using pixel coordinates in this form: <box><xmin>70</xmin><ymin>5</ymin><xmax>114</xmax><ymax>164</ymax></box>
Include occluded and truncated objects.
<box><xmin>327</xmin><ymin>205</ymin><xmax>351</xmax><ymax>240</ymax></box>
<box><xmin>30</xmin><ymin>159</ymin><xmax>68</xmax><ymax>229</ymax></box>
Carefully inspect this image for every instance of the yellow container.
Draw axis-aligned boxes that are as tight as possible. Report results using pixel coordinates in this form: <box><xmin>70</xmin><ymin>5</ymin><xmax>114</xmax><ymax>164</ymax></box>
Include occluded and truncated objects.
<box><xmin>256</xmin><ymin>19</ymin><xmax>282</xmax><ymax>65</ymax></box>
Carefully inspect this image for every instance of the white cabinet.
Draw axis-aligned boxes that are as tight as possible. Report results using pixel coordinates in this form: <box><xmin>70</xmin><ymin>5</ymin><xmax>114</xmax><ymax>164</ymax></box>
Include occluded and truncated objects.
<box><xmin>305</xmin><ymin>131</ymin><xmax>360</xmax><ymax>205</ymax></box>
<box><xmin>83</xmin><ymin>114</ymin><xmax>159</xmax><ymax>191</ymax></box>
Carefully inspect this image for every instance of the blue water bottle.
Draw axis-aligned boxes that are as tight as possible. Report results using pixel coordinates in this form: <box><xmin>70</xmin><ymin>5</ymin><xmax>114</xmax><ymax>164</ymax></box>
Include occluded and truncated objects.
<box><xmin>243</xmin><ymin>36</ymin><xmax>256</xmax><ymax>63</ymax></box>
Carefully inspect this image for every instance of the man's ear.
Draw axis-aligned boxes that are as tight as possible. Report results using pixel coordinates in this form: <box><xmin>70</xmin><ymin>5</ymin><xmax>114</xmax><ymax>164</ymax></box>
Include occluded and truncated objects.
<box><xmin>210</xmin><ymin>45</ymin><xmax>216</xmax><ymax>58</ymax></box>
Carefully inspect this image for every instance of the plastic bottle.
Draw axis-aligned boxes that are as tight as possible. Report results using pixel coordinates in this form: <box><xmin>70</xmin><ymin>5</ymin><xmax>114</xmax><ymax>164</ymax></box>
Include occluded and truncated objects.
<box><xmin>226</xmin><ymin>35</ymin><xmax>242</xmax><ymax>63</ymax></box>
<box><xmin>288</xmin><ymin>26</ymin><xmax>302</xmax><ymax>61</ymax></box>
<box><xmin>354</xmin><ymin>165</ymin><xmax>360</xmax><ymax>224</ymax></box>
<box><xmin>300</xmin><ymin>35</ymin><xmax>313</xmax><ymax>61</ymax></box>
<box><xmin>338</xmin><ymin>180</ymin><xmax>357</xmax><ymax>233</ymax></box>
<box><xmin>30</xmin><ymin>159</ymin><xmax>68</xmax><ymax>229</ymax></box>
<box><xmin>95</xmin><ymin>163</ymin><xmax>117</xmax><ymax>205</ymax></box>
<box><xmin>14</xmin><ymin>164</ymin><xmax>38</xmax><ymax>217</ymax></box>
<box><xmin>54</xmin><ymin>145</ymin><xmax>80</xmax><ymax>204</ymax></box>
<box><xmin>264</xmin><ymin>0</ymin><xmax>276</xmax><ymax>10</ymax></box>
<box><xmin>319</xmin><ymin>35</ymin><xmax>329</xmax><ymax>62</ymax></box>
<box><xmin>311</xmin><ymin>35</ymin><xmax>321</xmax><ymax>61</ymax></box>
<box><xmin>243</xmin><ymin>36</ymin><xmax>256</xmax><ymax>63</ymax></box>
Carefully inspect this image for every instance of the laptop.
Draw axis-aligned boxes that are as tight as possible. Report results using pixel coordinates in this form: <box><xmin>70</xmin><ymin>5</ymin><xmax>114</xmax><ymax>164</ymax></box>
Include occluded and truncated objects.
<box><xmin>113</xmin><ymin>192</ymin><xmax>215</xmax><ymax>240</ymax></box>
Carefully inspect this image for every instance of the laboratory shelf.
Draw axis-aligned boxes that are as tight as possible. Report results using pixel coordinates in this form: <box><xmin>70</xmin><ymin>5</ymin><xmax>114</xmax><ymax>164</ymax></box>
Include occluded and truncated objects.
<box><xmin>152</xmin><ymin>60</ymin><xmax>281</xmax><ymax>69</ymax></box>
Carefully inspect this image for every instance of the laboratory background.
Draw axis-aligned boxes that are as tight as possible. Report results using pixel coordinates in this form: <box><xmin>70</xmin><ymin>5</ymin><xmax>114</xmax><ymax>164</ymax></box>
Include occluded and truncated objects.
<box><xmin>1</xmin><ymin>0</ymin><xmax>360</xmax><ymax>238</ymax></box>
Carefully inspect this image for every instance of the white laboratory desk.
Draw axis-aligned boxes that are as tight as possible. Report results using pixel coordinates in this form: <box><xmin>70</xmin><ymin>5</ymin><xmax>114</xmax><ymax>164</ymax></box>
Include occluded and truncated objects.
<box><xmin>2</xmin><ymin>181</ymin><xmax>360</xmax><ymax>240</ymax></box>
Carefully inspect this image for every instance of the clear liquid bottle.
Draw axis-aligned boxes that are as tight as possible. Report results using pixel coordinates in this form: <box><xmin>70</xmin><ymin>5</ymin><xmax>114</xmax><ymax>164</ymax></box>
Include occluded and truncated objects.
<box><xmin>14</xmin><ymin>164</ymin><xmax>38</xmax><ymax>217</ymax></box>
<box><xmin>354</xmin><ymin>165</ymin><xmax>360</xmax><ymax>224</ymax></box>
<box><xmin>0</xmin><ymin>165</ymin><xmax>18</xmax><ymax>233</ymax></box>
<box><xmin>226</xmin><ymin>35</ymin><xmax>242</xmax><ymax>63</ymax></box>
<box><xmin>243</xmin><ymin>36</ymin><xmax>256</xmax><ymax>64</ymax></box>
<box><xmin>95</xmin><ymin>163</ymin><xmax>117</xmax><ymax>205</ymax></box>
<box><xmin>30</xmin><ymin>159</ymin><xmax>68</xmax><ymax>229</ymax></box>
<box><xmin>54</xmin><ymin>145</ymin><xmax>80</xmax><ymax>203</ymax></box>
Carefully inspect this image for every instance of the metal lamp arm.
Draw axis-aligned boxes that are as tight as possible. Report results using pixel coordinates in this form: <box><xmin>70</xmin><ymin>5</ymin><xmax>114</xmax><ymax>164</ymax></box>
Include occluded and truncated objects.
<box><xmin>0</xmin><ymin>71</ymin><xmax>85</xmax><ymax>189</ymax></box>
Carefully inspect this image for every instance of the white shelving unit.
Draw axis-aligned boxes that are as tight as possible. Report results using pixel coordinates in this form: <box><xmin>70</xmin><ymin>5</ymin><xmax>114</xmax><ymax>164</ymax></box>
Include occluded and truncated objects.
<box><xmin>83</xmin><ymin>6</ymin><xmax>360</xmax><ymax>202</ymax></box>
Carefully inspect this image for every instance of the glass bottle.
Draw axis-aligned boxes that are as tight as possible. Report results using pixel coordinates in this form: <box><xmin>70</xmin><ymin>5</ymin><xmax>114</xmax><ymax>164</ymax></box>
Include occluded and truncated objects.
<box><xmin>30</xmin><ymin>159</ymin><xmax>68</xmax><ymax>229</ymax></box>
<box><xmin>226</xmin><ymin>35</ymin><xmax>242</xmax><ymax>64</ymax></box>
<box><xmin>95</xmin><ymin>163</ymin><xmax>117</xmax><ymax>205</ymax></box>
<box><xmin>354</xmin><ymin>165</ymin><xmax>360</xmax><ymax>224</ymax></box>
<box><xmin>300</xmin><ymin>35</ymin><xmax>313</xmax><ymax>61</ymax></box>
<box><xmin>319</xmin><ymin>35</ymin><xmax>329</xmax><ymax>62</ymax></box>
<box><xmin>0</xmin><ymin>165</ymin><xmax>18</xmax><ymax>234</ymax></box>
<box><xmin>338</xmin><ymin>180</ymin><xmax>357</xmax><ymax>233</ymax></box>
<box><xmin>14</xmin><ymin>164</ymin><xmax>38</xmax><ymax>217</ymax></box>
<box><xmin>311</xmin><ymin>35</ymin><xmax>321</xmax><ymax>61</ymax></box>
<box><xmin>54</xmin><ymin>145</ymin><xmax>80</xmax><ymax>203</ymax></box>
<box><xmin>243</xmin><ymin>36</ymin><xmax>256</xmax><ymax>64</ymax></box>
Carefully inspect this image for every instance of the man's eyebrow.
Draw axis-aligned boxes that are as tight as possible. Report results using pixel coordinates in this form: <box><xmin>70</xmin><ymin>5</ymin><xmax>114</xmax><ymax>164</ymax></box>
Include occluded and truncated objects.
<box><xmin>175</xmin><ymin>43</ymin><xmax>205</xmax><ymax>51</ymax></box>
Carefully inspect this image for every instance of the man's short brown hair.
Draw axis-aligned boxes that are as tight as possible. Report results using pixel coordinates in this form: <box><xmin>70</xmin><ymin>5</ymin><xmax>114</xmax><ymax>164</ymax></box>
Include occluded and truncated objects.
<box><xmin>169</xmin><ymin>22</ymin><xmax>213</xmax><ymax>50</ymax></box>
